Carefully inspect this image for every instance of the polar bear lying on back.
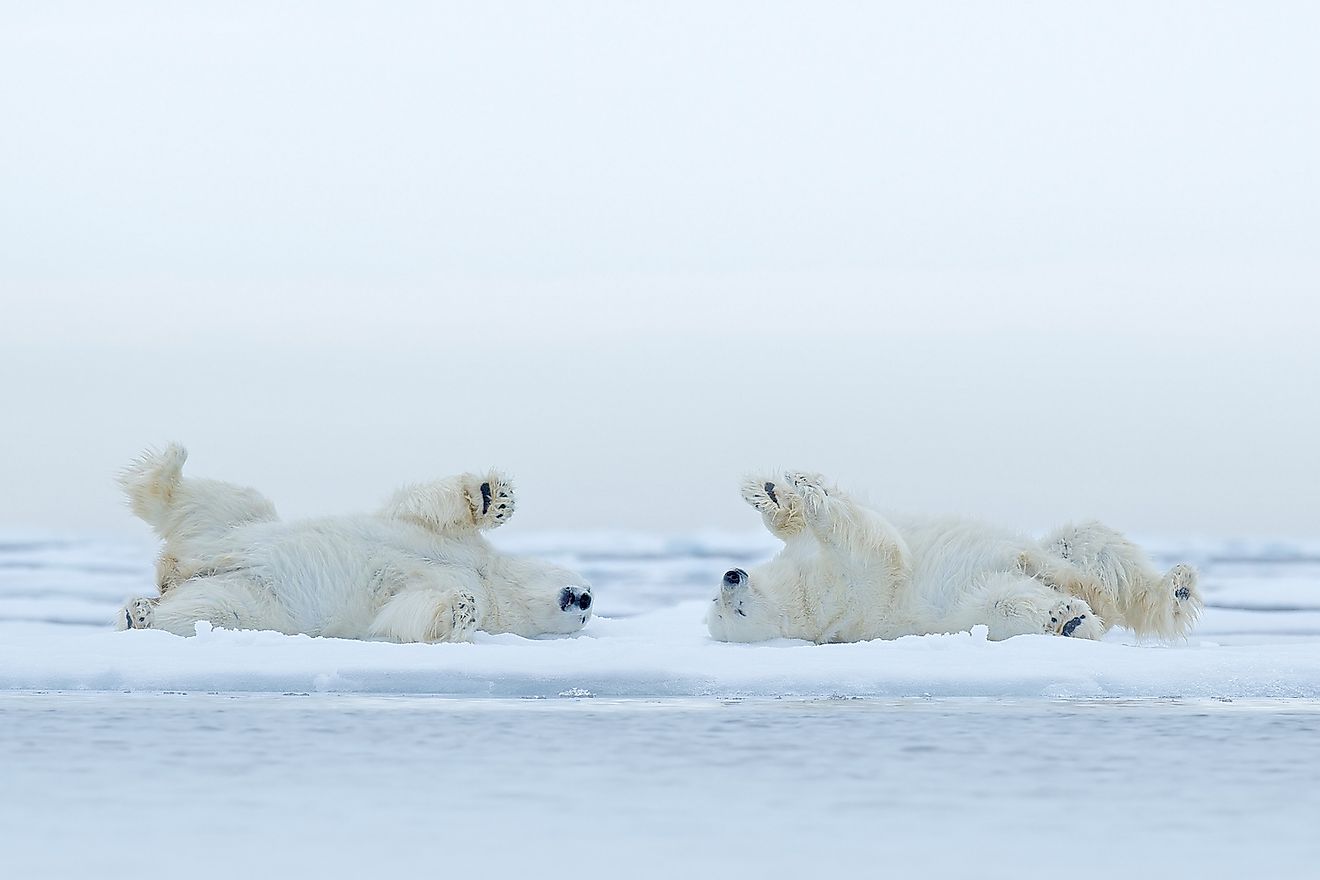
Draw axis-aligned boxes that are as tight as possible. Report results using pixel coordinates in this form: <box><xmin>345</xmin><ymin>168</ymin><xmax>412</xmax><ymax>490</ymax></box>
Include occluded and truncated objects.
<box><xmin>116</xmin><ymin>445</ymin><xmax>593</xmax><ymax>642</ymax></box>
<box><xmin>708</xmin><ymin>472</ymin><xmax>1201</xmax><ymax>643</ymax></box>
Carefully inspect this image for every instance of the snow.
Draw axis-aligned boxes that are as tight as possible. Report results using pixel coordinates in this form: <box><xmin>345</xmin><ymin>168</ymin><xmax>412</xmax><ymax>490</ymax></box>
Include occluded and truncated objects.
<box><xmin>3</xmin><ymin>531</ymin><xmax>1320</xmax><ymax>699</ymax></box>
<box><xmin>4</xmin><ymin>532</ymin><xmax>1320</xmax><ymax>879</ymax></box>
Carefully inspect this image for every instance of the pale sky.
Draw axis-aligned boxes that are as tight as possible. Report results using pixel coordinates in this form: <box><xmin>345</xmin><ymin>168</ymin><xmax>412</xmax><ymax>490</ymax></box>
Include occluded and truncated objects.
<box><xmin>2</xmin><ymin>2</ymin><xmax>1318</xmax><ymax>538</ymax></box>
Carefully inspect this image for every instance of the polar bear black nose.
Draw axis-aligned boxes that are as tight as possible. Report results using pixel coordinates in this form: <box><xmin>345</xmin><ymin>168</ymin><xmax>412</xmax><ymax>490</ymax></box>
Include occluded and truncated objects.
<box><xmin>559</xmin><ymin>587</ymin><xmax>593</xmax><ymax>613</ymax></box>
<box><xmin>723</xmin><ymin>569</ymin><xmax>746</xmax><ymax>587</ymax></box>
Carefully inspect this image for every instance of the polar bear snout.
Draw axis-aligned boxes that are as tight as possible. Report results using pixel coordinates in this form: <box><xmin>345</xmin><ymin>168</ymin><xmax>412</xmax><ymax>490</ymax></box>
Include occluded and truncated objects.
<box><xmin>558</xmin><ymin>586</ymin><xmax>593</xmax><ymax>613</ymax></box>
<box><xmin>723</xmin><ymin>569</ymin><xmax>747</xmax><ymax>588</ymax></box>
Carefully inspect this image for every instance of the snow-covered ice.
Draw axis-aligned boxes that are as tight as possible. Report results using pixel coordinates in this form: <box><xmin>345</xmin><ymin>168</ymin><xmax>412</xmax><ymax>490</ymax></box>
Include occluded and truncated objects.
<box><xmin>3</xmin><ymin>531</ymin><xmax>1320</xmax><ymax>698</ymax></box>
<box><xmin>3</xmin><ymin>531</ymin><xmax>1320</xmax><ymax>879</ymax></box>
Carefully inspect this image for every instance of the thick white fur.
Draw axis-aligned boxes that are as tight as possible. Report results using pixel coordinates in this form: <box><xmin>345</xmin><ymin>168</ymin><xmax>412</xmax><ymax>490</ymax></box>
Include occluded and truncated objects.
<box><xmin>115</xmin><ymin>445</ymin><xmax>593</xmax><ymax>642</ymax></box>
<box><xmin>708</xmin><ymin>472</ymin><xmax>1202</xmax><ymax>644</ymax></box>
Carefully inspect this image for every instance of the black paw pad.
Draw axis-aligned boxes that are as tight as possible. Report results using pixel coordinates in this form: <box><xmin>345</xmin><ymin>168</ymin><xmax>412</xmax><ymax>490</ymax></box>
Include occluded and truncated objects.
<box><xmin>1174</xmin><ymin>586</ymin><xmax>1191</xmax><ymax>601</ymax></box>
<box><xmin>479</xmin><ymin>482</ymin><xmax>492</xmax><ymax>515</ymax></box>
<box><xmin>764</xmin><ymin>482</ymin><xmax>779</xmax><ymax>506</ymax></box>
<box><xmin>1061</xmin><ymin>615</ymin><xmax>1085</xmax><ymax>637</ymax></box>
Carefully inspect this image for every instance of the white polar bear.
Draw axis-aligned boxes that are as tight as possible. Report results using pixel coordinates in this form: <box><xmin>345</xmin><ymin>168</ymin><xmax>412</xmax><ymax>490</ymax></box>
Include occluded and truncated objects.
<box><xmin>707</xmin><ymin>472</ymin><xmax>1202</xmax><ymax>644</ymax></box>
<box><xmin>116</xmin><ymin>445</ymin><xmax>594</xmax><ymax>642</ymax></box>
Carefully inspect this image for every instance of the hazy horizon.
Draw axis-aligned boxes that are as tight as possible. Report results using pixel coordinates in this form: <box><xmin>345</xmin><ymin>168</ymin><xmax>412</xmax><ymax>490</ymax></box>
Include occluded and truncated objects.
<box><xmin>3</xmin><ymin>2</ymin><xmax>1318</xmax><ymax>538</ymax></box>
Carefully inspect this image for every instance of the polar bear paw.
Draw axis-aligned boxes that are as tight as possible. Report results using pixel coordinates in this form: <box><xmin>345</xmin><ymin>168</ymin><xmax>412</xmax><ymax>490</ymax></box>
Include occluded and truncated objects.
<box><xmin>467</xmin><ymin>472</ymin><xmax>515</xmax><ymax>530</ymax></box>
<box><xmin>450</xmin><ymin>591</ymin><xmax>480</xmax><ymax>641</ymax></box>
<box><xmin>741</xmin><ymin>475</ymin><xmax>805</xmax><ymax>536</ymax></box>
<box><xmin>1165</xmin><ymin>563</ymin><xmax>1200</xmax><ymax>603</ymax></box>
<box><xmin>120</xmin><ymin>597</ymin><xmax>157</xmax><ymax>630</ymax></box>
<box><xmin>1046</xmin><ymin>598</ymin><xmax>1103</xmax><ymax>639</ymax></box>
<box><xmin>423</xmin><ymin>591</ymin><xmax>480</xmax><ymax>643</ymax></box>
<box><xmin>785</xmin><ymin>472</ymin><xmax>832</xmax><ymax>522</ymax></box>
<box><xmin>741</xmin><ymin>476</ymin><xmax>785</xmax><ymax>513</ymax></box>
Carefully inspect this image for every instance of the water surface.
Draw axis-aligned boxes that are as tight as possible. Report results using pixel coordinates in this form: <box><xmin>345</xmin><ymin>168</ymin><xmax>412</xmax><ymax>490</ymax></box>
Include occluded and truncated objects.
<box><xmin>3</xmin><ymin>693</ymin><xmax>1317</xmax><ymax>879</ymax></box>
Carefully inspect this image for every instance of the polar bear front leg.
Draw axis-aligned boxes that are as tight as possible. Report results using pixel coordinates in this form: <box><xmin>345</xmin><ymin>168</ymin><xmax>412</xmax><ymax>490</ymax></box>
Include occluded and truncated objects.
<box><xmin>379</xmin><ymin>470</ymin><xmax>515</xmax><ymax>534</ymax></box>
<box><xmin>369</xmin><ymin>588</ymin><xmax>482</xmax><ymax>643</ymax></box>
<box><xmin>785</xmin><ymin>472</ymin><xmax>911</xmax><ymax>570</ymax></box>
<box><xmin>785</xmin><ymin>471</ymin><xmax>859</xmax><ymax>543</ymax></box>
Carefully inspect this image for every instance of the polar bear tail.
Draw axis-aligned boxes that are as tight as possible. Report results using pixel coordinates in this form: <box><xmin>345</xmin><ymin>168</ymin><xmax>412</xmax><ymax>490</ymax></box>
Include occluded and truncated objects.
<box><xmin>117</xmin><ymin>444</ymin><xmax>188</xmax><ymax>537</ymax></box>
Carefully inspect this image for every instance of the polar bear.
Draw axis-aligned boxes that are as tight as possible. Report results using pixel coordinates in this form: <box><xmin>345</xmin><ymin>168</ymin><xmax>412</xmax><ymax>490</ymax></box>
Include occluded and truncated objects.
<box><xmin>115</xmin><ymin>445</ymin><xmax>594</xmax><ymax>642</ymax></box>
<box><xmin>707</xmin><ymin>472</ymin><xmax>1201</xmax><ymax>644</ymax></box>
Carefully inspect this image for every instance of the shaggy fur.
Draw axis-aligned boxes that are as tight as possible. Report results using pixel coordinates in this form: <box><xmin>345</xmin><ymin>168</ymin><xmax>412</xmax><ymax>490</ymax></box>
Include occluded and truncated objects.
<box><xmin>707</xmin><ymin>472</ymin><xmax>1201</xmax><ymax>644</ymax></box>
<box><xmin>116</xmin><ymin>445</ymin><xmax>593</xmax><ymax>642</ymax></box>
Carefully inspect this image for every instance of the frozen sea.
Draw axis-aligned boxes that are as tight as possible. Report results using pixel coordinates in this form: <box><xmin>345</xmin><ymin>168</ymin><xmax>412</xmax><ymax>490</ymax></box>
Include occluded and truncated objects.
<box><xmin>3</xmin><ymin>532</ymin><xmax>1320</xmax><ymax>878</ymax></box>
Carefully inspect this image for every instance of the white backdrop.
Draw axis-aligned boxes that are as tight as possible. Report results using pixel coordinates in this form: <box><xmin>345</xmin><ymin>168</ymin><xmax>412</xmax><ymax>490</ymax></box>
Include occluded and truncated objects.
<box><xmin>2</xmin><ymin>2</ymin><xmax>1317</xmax><ymax>536</ymax></box>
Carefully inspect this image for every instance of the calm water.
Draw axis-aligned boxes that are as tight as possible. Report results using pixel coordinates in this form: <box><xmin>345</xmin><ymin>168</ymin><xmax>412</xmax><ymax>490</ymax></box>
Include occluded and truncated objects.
<box><xmin>3</xmin><ymin>693</ymin><xmax>1318</xmax><ymax>879</ymax></box>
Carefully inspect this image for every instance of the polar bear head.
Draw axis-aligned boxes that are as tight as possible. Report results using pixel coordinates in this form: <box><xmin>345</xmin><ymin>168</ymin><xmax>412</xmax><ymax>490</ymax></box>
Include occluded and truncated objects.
<box><xmin>705</xmin><ymin>566</ymin><xmax>787</xmax><ymax>642</ymax></box>
<box><xmin>484</xmin><ymin>555</ymin><xmax>595</xmax><ymax>637</ymax></box>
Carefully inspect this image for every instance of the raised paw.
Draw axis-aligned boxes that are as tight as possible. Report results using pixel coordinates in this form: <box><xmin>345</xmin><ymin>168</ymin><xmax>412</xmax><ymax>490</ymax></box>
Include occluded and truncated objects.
<box><xmin>1045</xmin><ymin>597</ymin><xmax>1104</xmax><ymax>639</ymax></box>
<box><xmin>740</xmin><ymin>476</ymin><xmax>786</xmax><ymax>513</ymax></box>
<box><xmin>121</xmin><ymin>597</ymin><xmax>157</xmax><ymax>630</ymax></box>
<box><xmin>1164</xmin><ymin>564</ymin><xmax>1200</xmax><ymax>603</ymax></box>
<box><xmin>467</xmin><ymin>471</ymin><xmax>514</xmax><ymax>530</ymax></box>
<box><xmin>741</xmin><ymin>475</ymin><xmax>805</xmax><ymax>537</ymax></box>
<box><xmin>785</xmin><ymin>471</ymin><xmax>832</xmax><ymax>520</ymax></box>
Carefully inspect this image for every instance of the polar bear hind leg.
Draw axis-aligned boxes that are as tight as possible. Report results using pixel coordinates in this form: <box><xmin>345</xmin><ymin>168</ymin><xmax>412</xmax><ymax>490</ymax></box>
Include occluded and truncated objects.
<box><xmin>120</xmin><ymin>444</ymin><xmax>278</xmax><ymax>594</ymax></box>
<box><xmin>380</xmin><ymin>470</ymin><xmax>515</xmax><ymax>534</ymax></box>
<box><xmin>1041</xmin><ymin>522</ymin><xmax>1202</xmax><ymax>640</ymax></box>
<box><xmin>785</xmin><ymin>472</ymin><xmax>910</xmax><ymax>567</ymax></box>
<box><xmin>119</xmin><ymin>445</ymin><xmax>278</xmax><ymax>543</ymax></box>
<box><xmin>128</xmin><ymin>576</ymin><xmax>283</xmax><ymax>637</ymax></box>
<box><xmin>951</xmin><ymin>573</ymin><xmax>1105</xmax><ymax>641</ymax></box>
